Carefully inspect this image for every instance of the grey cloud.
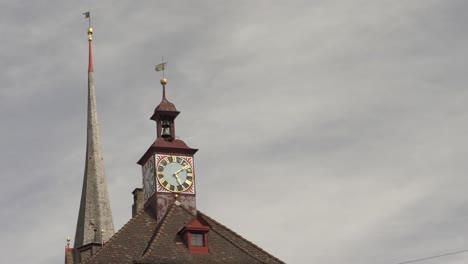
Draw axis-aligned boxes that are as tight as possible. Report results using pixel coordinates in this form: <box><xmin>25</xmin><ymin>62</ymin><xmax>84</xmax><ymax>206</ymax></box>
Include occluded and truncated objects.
<box><xmin>1</xmin><ymin>1</ymin><xmax>468</xmax><ymax>264</ymax></box>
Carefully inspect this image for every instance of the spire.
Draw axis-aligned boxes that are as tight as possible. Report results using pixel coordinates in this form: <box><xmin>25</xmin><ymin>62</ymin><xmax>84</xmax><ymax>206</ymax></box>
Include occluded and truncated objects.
<box><xmin>161</xmin><ymin>78</ymin><xmax>167</xmax><ymax>100</ymax></box>
<box><xmin>74</xmin><ymin>24</ymin><xmax>114</xmax><ymax>249</ymax></box>
<box><xmin>156</xmin><ymin>78</ymin><xmax>177</xmax><ymax>112</ymax></box>
<box><xmin>87</xmin><ymin>27</ymin><xmax>94</xmax><ymax>72</ymax></box>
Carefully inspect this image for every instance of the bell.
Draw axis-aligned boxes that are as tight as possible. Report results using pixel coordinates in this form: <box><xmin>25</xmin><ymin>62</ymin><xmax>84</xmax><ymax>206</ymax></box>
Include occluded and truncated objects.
<box><xmin>161</xmin><ymin>127</ymin><xmax>171</xmax><ymax>138</ymax></box>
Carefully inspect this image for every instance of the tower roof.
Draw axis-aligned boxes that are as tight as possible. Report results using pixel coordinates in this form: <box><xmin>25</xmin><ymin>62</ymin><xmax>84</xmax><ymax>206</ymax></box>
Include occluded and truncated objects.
<box><xmin>74</xmin><ymin>26</ymin><xmax>115</xmax><ymax>248</ymax></box>
<box><xmin>154</xmin><ymin>78</ymin><xmax>177</xmax><ymax>112</ymax></box>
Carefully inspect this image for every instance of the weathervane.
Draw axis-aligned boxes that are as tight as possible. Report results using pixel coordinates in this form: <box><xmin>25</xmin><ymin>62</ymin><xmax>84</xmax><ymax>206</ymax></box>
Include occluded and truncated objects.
<box><xmin>155</xmin><ymin>57</ymin><xmax>168</xmax><ymax>85</ymax></box>
<box><xmin>83</xmin><ymin>10</ymin><xmax>91</xmax><ymax>27</ymax></box>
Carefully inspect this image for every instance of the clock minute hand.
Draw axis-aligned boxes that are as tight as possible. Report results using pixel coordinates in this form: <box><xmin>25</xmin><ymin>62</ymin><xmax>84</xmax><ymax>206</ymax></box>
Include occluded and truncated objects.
<box><xmin>174</xmin><ymin>165</ymin><xmax>190</xmax><ymax>176</ymax></box>
<box><xmin>173</xmin><ymin>173</ymin><xmax>183</xmax><ymax>186</ymax></box>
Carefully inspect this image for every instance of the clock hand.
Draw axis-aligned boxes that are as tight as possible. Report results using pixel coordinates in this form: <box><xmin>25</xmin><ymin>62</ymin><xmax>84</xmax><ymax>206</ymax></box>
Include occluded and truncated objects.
<box><xmin>173</xmin><ymin>165</ymin><xmax>190</xmax><ymax>176</ymax></box>
<box><xmin>174</xmin><ymin>165</ymin><xmax>190</xmax><ymax>175</ymax></box>
<box><xmin>173</xmin><ymin>168</ymin><xmax>184</xmax><ymax>175</ymax></box>
<box><xmin>173</xmin><ymin>173</ymin><xmax>183</xmax><ymax>186</ymax></box>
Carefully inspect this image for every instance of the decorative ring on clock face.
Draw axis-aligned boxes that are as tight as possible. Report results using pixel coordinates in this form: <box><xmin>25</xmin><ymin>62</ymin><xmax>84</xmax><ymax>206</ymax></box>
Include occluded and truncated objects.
<box><xmin>156</xmin><ymin>156</ymin><xmax>194</xmax><ymax>192</ymax></box>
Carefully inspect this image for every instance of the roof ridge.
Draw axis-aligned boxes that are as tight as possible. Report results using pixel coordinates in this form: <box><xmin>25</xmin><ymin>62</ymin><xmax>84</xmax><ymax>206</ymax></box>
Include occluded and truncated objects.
<box><xmin>177</xmin><ymin>201</ymin><xmax>197</xmax><ymax>216</ymax></box>
<box><xmin>138</xmin><ymin>203</ymin><xmax>178</xmax><ymax>261</ymax></box>
<box><xmin>198</xmin><ymin>210</ymin><xmax>285</xmax><ymax>264</ymax></box>
<box><xmin>82</xmin><ymin>208</ymin><xmax>150</xmax><ymax>263</ymax></box>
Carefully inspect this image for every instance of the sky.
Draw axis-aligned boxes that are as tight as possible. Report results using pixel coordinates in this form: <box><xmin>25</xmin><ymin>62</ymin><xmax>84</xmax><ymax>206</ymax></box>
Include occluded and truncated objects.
<box><xmin>1</xmin><ymin>1</ymin><xmax>468</xmax><ymax>263</ymax></box>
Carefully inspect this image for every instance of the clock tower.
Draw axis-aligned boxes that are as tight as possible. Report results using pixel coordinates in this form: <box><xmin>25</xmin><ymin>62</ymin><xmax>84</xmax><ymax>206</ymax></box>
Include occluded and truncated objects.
<box><xmin>137</xmin><ymin>78</ymin><xmax>198</xmax><ymax>223</ymax></box>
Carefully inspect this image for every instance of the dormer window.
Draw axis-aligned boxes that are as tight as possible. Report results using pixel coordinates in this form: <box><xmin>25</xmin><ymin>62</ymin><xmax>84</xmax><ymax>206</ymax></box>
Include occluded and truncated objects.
<box><xmin>179</xmin><ymin>214</ymin><xmax>211</xmax><ymax>254</ymax></box>
<box><xmin>190</xmin><ymin>233</ymin><xmax>205</xmax><ymax>247</ymax></box>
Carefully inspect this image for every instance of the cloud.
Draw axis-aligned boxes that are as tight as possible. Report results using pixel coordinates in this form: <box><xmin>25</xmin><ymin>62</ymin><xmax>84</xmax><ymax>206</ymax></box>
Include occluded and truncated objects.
<box><xmin>1</xmin><ymin>1</ymin><xmax>468</xmax><ymax>263</ymax></box>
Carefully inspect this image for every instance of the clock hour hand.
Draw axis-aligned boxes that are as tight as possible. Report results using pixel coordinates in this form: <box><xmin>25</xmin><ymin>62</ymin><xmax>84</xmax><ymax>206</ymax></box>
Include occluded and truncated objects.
<box><xmin>173</xmin><ymin>165</ymin><xmax>190</xmax><ymax>176</ymax></box>
<box><xmin>173</xmin><ymin>168</ymin><xmax>183</xmax><ymax>176</ymax></box>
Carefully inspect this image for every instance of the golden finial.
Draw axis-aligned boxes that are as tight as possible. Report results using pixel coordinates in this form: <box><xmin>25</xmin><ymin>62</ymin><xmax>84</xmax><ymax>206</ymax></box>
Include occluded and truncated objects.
<box><xmin>160</xmin><ymin>78</ymin><xmax>168</xmax><ymax>85</ymax></box>
<box><xmin>87</xmin><ymin>27</ymin><xmax>93</xmax><ymax>41</ymax></box>
<box><xmin>66</xmin><ymin>236</ymin><xmax>70</xmax><ymax>247</ymax></box>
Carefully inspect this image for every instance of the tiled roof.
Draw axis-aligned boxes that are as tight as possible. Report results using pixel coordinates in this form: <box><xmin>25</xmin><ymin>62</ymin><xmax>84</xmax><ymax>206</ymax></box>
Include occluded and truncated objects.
<box><xmin>83</xmin><ymin>209</ymin><xmax>157</xmax><ymax>264</ymax></box>
<box><xmin>86</xmin><ymin>203</ymin><xmax>284</xmax><ymax>264</ymax></box>
<box><xmin>200</xmin><ymin>212</ymin><xmax>284</xmax><ymax>264</ymax></box>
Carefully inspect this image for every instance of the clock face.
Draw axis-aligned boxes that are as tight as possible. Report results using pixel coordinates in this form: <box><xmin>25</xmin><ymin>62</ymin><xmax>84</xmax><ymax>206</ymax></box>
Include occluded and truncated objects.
<box><xmin>156</xmin><ymin>155</ymin><xmax>194</xmax><ymax>192</ymax></box>
<box><xmin>142</xmin><ymin>155</ymin><xmax>156</xmax><ymax>201</ymax></box>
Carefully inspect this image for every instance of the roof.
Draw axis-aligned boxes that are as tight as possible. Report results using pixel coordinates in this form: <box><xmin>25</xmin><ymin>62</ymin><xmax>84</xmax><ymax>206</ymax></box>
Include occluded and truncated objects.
<box><xmin>85</xmin><ymin>203</ymin><xmax>284</xmax><ymax>264</ymax></box>
<box><xmin>155</xmin><ymin>98</ymin><xmax>177</xmax><ymax>112</ymax></box>
<box><xmin>83</xmin><ymin>209</ymin><xmax>157</xmax><ymax>264</ymax></box>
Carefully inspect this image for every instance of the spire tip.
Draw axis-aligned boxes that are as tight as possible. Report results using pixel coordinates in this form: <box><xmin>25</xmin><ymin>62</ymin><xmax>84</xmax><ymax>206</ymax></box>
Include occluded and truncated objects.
<box><xmin>87</xmin><ymin>27</ymin><xmax>94</xmax><ymax>72</ymax></box>
<box><xmin>87</xmin><ymin>27</ymin><xmax>93</xmax><ymax>41</ymax></box>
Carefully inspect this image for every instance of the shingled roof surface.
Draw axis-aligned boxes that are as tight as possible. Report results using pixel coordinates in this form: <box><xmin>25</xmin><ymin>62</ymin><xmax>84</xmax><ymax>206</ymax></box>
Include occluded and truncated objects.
<box><xmin>84</xmin><ymin>209</ymin><xmax>157</xmax><ymax>264</ymax></box>
<box><xmin>86</xmin><ymin>203</ymin><xmax>284</xmax><ymax>264</ymax></box>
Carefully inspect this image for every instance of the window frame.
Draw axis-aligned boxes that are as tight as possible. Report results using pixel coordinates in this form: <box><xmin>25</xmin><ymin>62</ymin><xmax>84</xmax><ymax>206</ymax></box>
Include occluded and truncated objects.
<box><xmin>190</xmin><ymin>232</ymin><xmax>205</xmax><ymax>247</ymax></box>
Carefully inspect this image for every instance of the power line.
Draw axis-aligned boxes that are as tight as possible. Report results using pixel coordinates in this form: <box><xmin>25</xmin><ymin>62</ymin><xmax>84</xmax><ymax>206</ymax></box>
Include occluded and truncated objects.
<box><xmin>397</xmin><ymin>249</ymin><xmax>468</xmax><ymax>264</ymax></box>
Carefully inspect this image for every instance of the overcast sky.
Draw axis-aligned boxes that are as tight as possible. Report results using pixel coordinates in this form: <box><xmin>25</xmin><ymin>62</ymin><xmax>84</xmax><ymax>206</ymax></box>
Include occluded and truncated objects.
<box><xmin>1</xmin><ymin>1</ymin><xmax>468</xmax><ymax>263</ymax></box>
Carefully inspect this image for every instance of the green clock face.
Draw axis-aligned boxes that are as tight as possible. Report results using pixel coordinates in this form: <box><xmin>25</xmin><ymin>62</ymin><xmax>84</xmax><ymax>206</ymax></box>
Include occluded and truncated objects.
<box><xmin>157</xmin><ymin>156</ymin><xmax>194</xmax><ymax>192</ymax></box>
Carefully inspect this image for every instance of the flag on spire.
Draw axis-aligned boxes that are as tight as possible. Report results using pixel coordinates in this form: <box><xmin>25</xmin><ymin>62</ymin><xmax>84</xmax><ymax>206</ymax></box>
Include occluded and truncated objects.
<box><xmin>83</xmin><ymin>11</ymin><xmax>90</xmax><ymax>18</ymax></box>
<box><xmin>155</xmin><ymin>62</ymin><xmax>167</xmax><ymax>72</ymax></box>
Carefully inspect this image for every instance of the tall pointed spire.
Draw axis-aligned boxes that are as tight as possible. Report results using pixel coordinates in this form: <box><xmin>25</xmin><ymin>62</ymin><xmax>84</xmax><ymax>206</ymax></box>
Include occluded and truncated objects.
<box><xmin>74</xmin><ymin>23</ymin><xmax>114</xmax><ymax>249</ymax></box>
